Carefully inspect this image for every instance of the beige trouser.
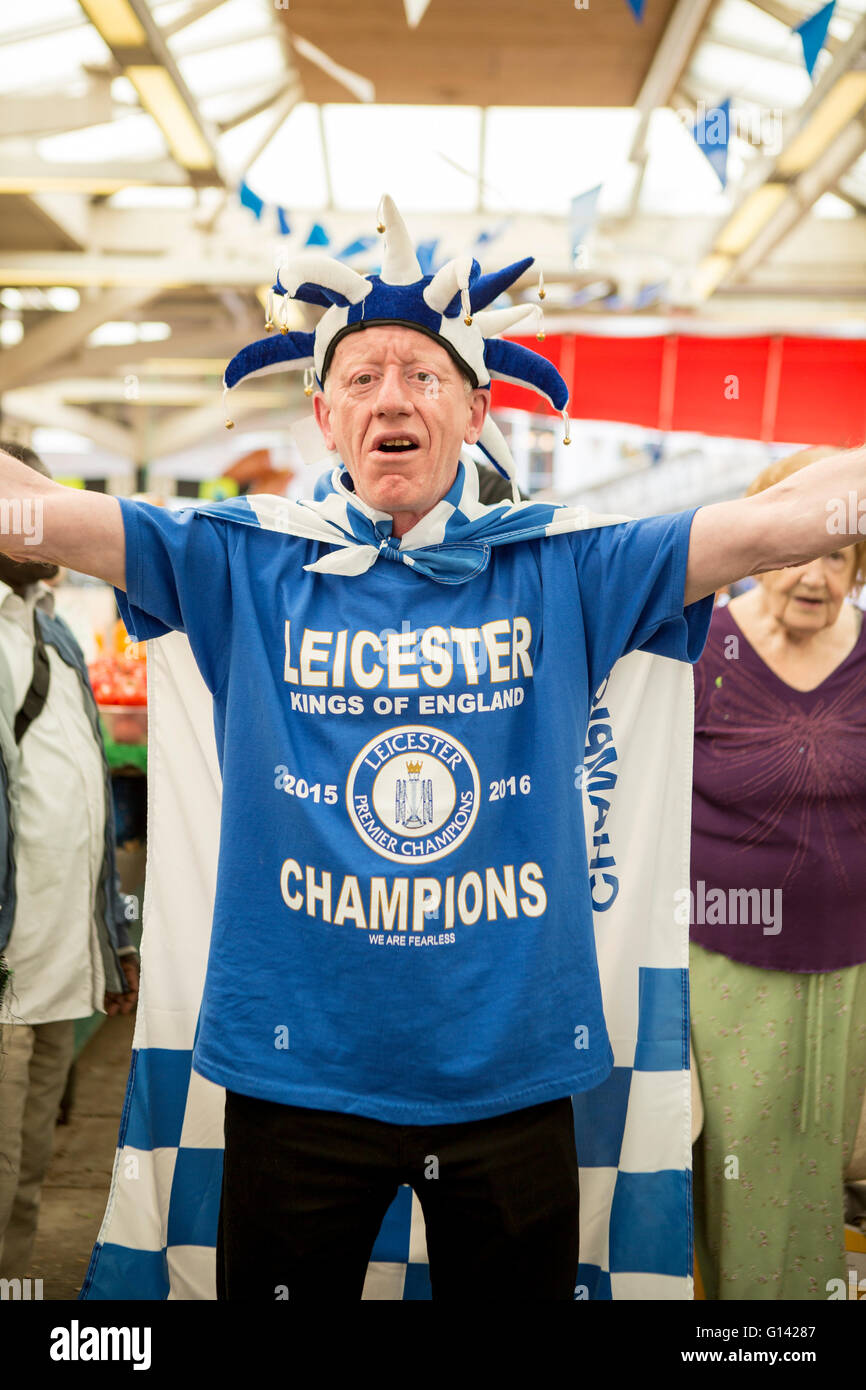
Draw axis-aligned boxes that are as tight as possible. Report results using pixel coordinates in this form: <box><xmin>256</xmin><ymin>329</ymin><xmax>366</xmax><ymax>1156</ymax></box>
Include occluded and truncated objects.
<box><xmin>0</xmin><ymin>1020</ymin><xmax>75</xmax><ymax>1278</ymax></box>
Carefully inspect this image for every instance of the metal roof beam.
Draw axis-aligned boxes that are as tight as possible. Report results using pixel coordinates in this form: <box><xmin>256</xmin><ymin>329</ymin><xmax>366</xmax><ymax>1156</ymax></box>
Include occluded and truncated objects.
<box><xmin>747</xmin><ymin>0</ymin><xmax>843</xmax><ymax>56</ymax></box>
<box><xmin>0</xmin><ymin>251</ymin><xmax>276</xmax><ymax>287</ymax></box>
<box><xmin>217</xmin><ymin>81</ymin><xmax>296</xmax><ymax>133</ymax></box>
<box><xmin>16</xmin><ymin>192</ymin><xmax>90</xmax><ymax>251</ymax></box>
<box><xmin>165</xmin><ymin>22</ymin><xmax>274</xmax><ymax>56</ymax></box>
<box><xmin>148</xmin><ymin>395</ymin><xmax>269</xmax><ymax>456</ymax></box>
<box><xmin>161</xmin><ymin>0</ymin><xmax>232</xmax><ymax>40</ymax></box>
<box><xmin>1</xmin><ymin>388</ymin><xmax>134</xmax><ymax>457</ymax></box>
<box><xmin>318</xmin><ymin>105</ymin><xmax>333</xmax><ymax>212</ymax></box>
<box><xmin>632</xmin><ymin>0</ymin><xmax>717</xmax><ymax>126</ymax></box>
<box><xmin>81</xmin><ymin>0</ymin><xmax>224</xmax><ymax>183</ymax></box>
<box><xmin>626</xmin><ymin>0</ymin><xmax>716</xmax><ymax>218</ymax></box>
<box><xmin>0</xmin><ymin>159</ymin><xmax>212</xmax><ymax>194</ymax></box>
<box><xmin>0</xmin><ymin>286</ymin><xmax>157</xmax><ymax>393</ymax></box>
<box><xmin>711</xmin><ymin>8</ymin><xmax>866</xmax><ymax>287</ymax></box>
<box><xmin>24</xmin><ymin>324</ymin><xmax>261</xmax><ymax>389</ymax></box>
<box><xmin>734</xmin><ymin>117</ymin><xmax>866</xmax><ymax>278</ymax></box>
<box><xmin>0</xmin><ymin>15</ymin><xmax>84</xmax><ymax>46</ymax></box>
<box><xmin>0</xmin><ymin>78</ymin><xmax>113</xmax><ymax>138</ymax></box>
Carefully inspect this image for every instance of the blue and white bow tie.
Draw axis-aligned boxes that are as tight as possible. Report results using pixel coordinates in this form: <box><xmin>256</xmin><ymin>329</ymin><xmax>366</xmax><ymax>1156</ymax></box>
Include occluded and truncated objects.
<box><xmin>191</xmin><ymin>459</ymin><xmax>627</xmax><ymax>585</ymax></box>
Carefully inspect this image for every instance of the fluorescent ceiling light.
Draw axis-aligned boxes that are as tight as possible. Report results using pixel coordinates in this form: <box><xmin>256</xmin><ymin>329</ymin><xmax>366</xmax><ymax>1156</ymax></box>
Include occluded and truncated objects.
<box><xmin>88</xmin><ymin>321</ymin><xmax>139</xmax><ymax>347</ymax></box>
<box><xmin>31</xmin><ymin>429</ymin><xmax>93</xmax><ymax>454</ymax></box>
<box><xmin>0</xmin><ymin>320</ymin><xmax>24</xmax><ymax>347</ymax></box>
<box><xmin>126</xmin><ymin>65</ymin><xmax>213</xmax><ymax>170</ymax></box>
<box><xmin>108</xmin><ymin>185</ymin><xmax>197</xmax><ymax>209</ymax></box>
<box><xmin>690</xmin><ymin>254</ymin><xmax>733</xmax><ymax>301</ymax></box>
<box><xmin>87</xmin><ymin>320</ymin><xmax>171</xmax><ymax>346</ymax></box>
<box><xmin>813</xmin><ymin>191</ymin><xmax>856</xmax><ymax>219</ymax></box>
<box><xmin>77</xmin><ymin>0</ymin><xmax>147</xmax><ymax>46</ymax></box>
<box><xmin>714</xmin><ymin>183</ymin><xmax>788</xmax><ymax>256</ymax></box>
<box><xmin>776</xmin><ymin>72</ymin><xmax>866</xmax><ymax>176</ymax></box>
<box><xmin>137</xmin><ymin>321</ymin><xmax>171</xmax><ymax>341</ymax></box>
<box><xmin>43</xmin><ymin>287</ymin><xmax>81</xmax><ymax>311</ymax></box>
<box><xmin>0</xmin><ymin>286</ymin><xmax>80</xmax><ymax>312</ymax></box>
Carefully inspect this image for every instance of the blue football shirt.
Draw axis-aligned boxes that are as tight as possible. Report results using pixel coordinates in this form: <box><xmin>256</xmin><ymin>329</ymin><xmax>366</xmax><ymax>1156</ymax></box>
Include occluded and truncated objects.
<box><xmin>116</xmin><ymin>496</ymin><xmax>712</xmax><ymax>1123</ymax></box>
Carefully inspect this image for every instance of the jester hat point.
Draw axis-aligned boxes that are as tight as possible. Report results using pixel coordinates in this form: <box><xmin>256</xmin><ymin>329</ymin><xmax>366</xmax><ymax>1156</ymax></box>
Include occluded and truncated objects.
<box><xmin>223</xmin><ymin>194</ymin><xmax>571</xmax><ymax>485</ymax></box>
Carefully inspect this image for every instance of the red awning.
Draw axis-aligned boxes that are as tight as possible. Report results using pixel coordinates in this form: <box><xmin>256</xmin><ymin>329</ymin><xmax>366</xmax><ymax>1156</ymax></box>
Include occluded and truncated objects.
<box><xmin>491</xmin><ymin>334</ymin><xmax>866</xmax><ymax>447</ymax></box>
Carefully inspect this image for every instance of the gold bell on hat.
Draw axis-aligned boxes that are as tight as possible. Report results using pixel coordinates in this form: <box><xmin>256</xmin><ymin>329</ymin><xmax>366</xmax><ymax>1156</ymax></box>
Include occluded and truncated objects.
<box><xmin>303</xmin><ymin>368</ymin><xmax>314</xmax><ymax>397</ymax></box>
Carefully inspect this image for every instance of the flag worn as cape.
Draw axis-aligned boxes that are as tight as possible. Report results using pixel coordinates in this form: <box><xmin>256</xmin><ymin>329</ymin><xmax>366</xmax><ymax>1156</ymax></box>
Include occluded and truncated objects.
<box><xmin>81</xmin><ymin>476</ymin><xmax>698</xmax><ymax>1301</ymax></box>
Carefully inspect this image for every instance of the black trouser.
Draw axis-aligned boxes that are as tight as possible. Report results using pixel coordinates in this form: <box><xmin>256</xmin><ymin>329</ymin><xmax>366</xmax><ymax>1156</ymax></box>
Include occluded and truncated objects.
<box><xmin>216</xmin><ymin>1091</ymin><xmax>580</xmax><ymax>1301</ymax></box>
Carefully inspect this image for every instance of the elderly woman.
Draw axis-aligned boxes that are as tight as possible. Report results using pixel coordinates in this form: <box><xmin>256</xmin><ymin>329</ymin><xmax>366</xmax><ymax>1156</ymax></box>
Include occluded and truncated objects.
<box><xmin>690</xmin><ymin>446</ymin><xmax>866</xmax><ymax>1300</ymax></box>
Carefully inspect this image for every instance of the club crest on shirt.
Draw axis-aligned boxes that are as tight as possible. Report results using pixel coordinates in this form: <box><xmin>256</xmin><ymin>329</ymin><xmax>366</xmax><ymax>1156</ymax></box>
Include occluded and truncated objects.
<box><xmin>346</xmin><ymin>725</ymin><xmax>480</xmax><ymax>864</ymax></box>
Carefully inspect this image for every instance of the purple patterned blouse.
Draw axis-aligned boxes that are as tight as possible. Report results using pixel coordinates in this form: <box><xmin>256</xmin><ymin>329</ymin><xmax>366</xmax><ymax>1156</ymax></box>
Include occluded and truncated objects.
<box><xmin>690</xmin><ymin>602</ymin><xmax>866</xmax><ymax>972</ymax></box>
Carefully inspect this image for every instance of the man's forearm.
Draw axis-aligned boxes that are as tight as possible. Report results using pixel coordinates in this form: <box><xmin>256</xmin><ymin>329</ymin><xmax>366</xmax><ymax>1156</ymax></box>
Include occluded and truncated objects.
<box><xmin>757</xmin><ymin>444</ymin><xmax>866</xmax><ymax>568</ymax></box>
<box><xmin>684</xmin><ymin>444</ymin><xmax>866</xmax><ymax>605</ymax></box>
<box><xmin>0</xmin><ymin>449</ymin><xmax>126</xmax><ymax>587</ymax></box>
<box><xmin>0</xmin><ymin>450</ymin><xmax>54</xmax><ymax>559</ymax></box>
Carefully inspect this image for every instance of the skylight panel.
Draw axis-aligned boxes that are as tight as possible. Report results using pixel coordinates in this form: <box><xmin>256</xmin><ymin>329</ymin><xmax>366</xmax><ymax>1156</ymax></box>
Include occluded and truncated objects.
<box><xmin>483</xmin><ymin>109</ymin><xmax>639</xmax><ymax>215</ymax></box>
<box><xmin>243</xmin><ymin>101</ymin><xmax>328</xmax><ymax>208</ymax></box>
<box><xmin>323</xmin><ymin>105</ymin><xmax>482</xmax><ymax>212</ymax></box>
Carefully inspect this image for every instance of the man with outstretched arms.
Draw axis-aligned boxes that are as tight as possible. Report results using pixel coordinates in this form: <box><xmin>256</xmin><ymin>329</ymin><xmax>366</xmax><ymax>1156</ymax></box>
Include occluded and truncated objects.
<box><xmin>2</xmin><ymin>197</ymin><xmax>863</xmax><ymax>1301</ymax></box>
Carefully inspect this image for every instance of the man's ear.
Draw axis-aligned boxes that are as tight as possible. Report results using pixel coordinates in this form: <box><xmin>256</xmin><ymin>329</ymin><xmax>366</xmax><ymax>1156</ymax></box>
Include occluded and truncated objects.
<box><xmin>464</xmin><ymin>388</ymin><xmax>490</xmax><ymax>446</ymax></box>
<box><xmin>312</xmin><ymin>390</ymin><xmax>337</xmax><ymax>451</ymax></box>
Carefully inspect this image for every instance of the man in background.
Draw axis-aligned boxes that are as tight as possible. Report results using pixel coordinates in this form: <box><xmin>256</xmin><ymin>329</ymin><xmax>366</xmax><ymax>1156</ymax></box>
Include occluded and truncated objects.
<box><xmin>0</xmin><ymin>441</ymin><xmax>139</xmax><ymax>1284</ymax></box>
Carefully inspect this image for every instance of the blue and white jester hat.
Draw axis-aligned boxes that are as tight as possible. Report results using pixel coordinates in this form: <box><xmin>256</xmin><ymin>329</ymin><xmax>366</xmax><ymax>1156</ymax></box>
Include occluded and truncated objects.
<box><xmin>223</xmin><ymin>194</ymin><xmax>571</xmax><ymax>495</ymax></box>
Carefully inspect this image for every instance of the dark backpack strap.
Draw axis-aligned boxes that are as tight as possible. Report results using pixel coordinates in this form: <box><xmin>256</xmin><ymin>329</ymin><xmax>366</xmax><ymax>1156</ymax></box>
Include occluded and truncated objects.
<box><xmin>14</xmin><ymin>610</ymin><xmax>51</xmax><ymax>744</ymax></box>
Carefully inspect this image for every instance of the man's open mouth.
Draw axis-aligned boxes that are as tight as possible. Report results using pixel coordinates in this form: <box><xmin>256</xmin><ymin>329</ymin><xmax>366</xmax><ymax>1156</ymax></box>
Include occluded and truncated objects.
<box><xmin>371</xmin><ymin>435</ymin><xmax>420</xmax><ymax>454</ymax></box>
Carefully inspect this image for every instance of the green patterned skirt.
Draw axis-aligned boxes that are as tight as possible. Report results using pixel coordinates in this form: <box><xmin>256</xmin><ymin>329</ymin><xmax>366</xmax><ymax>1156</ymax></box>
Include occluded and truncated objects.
<box><xmin>690</xmin><ymin>941</ymin><xmax>866</xmax><ymax>1300</ymax></box>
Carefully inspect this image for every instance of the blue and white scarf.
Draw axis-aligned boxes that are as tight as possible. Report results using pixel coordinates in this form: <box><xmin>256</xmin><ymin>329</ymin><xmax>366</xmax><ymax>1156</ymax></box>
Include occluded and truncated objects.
<box><xmin>192</xmin><ymin>458</ymin><xmax>628</xmax><ymax>584</ymax></box>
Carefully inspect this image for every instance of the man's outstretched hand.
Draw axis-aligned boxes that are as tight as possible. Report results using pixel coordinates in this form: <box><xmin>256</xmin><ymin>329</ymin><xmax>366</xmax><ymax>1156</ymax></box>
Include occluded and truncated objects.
<box><xmin>104</xmin><ymin>956</ymin><xmax>140</xmax><ymax>1016</ymax></box>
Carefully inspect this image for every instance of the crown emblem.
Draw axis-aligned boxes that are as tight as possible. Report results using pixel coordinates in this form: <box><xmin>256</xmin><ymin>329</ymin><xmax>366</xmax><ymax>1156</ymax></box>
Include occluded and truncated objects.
<box><xmin>406</xmin><ymin>760</ymin><xmax>423</xmax><ymax>775</ymax></box>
